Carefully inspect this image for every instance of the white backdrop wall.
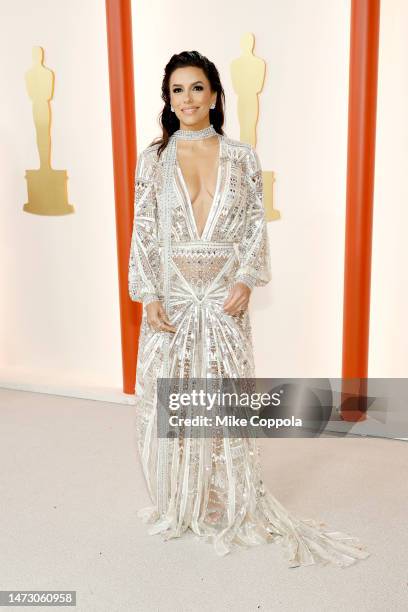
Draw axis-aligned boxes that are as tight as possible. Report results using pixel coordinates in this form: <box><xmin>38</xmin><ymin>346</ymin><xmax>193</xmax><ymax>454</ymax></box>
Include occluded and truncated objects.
<box><xmin>0</xmin><ymin>0</ymin><xmax>122</xmax><ymax>397</ymax></box>
<box><xmin>0</xmin><ymin>0</ymin><xmax>406</xmax><ymax>400</ymax></box>
<box><xmin>369</xmin><ymin>0</ymin><xmax>408</xmax><ymax>376</ymax></box>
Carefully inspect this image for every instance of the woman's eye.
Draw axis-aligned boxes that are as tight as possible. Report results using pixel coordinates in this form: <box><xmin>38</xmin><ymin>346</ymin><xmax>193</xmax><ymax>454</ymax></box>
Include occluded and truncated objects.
<box><xmin>172</xmin><ymin>87</ymin><xmax>182</xmax><ymax>93</ymax></box>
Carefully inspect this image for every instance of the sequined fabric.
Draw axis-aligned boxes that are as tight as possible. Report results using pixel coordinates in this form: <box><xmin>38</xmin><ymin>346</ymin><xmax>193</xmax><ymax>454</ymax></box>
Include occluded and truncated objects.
<box><xmin>128</xmin><ymin>133</ymin><xmax>370</xmax><ymax>567</ymax></box>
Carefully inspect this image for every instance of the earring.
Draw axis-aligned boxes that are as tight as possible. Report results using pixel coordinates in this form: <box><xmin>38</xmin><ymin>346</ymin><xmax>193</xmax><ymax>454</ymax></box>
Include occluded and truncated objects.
<box><xmin>210</xmin><ymin>102</ymin><xmax>216</xmax><ymax>110</ymax></box>
<box><xmin>170</xmin><ymin>105</ymin><xmax>175</xmax><ymax>112</ymax></box>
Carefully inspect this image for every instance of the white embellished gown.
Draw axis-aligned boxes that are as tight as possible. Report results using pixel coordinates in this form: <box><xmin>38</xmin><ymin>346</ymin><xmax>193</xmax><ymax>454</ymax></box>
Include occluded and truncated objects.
<box><xmin>128</xmin><ymin>131</ymin><xmax>370</xmax><ymax>567</ymax></box>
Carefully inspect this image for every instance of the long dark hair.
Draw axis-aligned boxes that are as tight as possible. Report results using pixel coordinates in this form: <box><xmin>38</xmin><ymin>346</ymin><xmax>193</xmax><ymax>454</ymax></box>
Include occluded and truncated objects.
<box><xmin>150</xmin><ymin>51</ymin><xmax>226</xmax><ymax>157</ymax></box>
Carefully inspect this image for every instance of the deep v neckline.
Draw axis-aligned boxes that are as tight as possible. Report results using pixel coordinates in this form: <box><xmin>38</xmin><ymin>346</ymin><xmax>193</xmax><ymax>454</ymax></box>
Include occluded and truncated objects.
<box><xmin>176</xmin><ymin>135</ymin><xmax>222</xmax><ymax>241</ymax></box>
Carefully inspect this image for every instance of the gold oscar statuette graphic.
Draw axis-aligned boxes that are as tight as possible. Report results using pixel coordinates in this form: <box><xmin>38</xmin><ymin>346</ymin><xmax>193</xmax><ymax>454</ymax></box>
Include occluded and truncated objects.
<box><xmin>23</xmin><ymin>46</ymin><xmax>74</xmax><ymax>215</ymax></box>
<box><xmin>230</xmin><ymin>33</ymin><xmax>280</xmax><ymax>221</ymax></box>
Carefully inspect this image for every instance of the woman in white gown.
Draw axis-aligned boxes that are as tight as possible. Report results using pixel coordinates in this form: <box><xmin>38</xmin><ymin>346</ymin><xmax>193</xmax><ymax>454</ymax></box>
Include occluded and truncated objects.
<box><xmin>128</xmin><ymin>50</ymin><xmax>370</xmax><ymax>567</ymax></box>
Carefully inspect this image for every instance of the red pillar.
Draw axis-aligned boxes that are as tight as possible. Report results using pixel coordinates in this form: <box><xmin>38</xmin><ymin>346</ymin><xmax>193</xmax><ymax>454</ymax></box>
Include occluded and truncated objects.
<box><xmin>105</xmin><ymin>0</ymin><xmax>141</xmax><ymax>395</ymax></box>
<box><xmin>341</xmin><ymin>0</ymin><xmax>381</xmax><ymax>420</ymax></box>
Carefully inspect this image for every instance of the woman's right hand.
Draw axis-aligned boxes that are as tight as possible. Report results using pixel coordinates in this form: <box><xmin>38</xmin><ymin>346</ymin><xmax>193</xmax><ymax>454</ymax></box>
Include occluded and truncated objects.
<box><xmin>146</xmin><ymin>300</ymin><xmax>177</xmax><ymax>333</ymax></box>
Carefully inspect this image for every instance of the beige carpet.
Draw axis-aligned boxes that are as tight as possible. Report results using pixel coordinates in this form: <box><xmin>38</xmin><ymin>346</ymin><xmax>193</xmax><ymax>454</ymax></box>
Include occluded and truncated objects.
<box><xmin>0</xmin><ymin>388</ymin><xmax>406</xmax><ymax>612</ymax></box>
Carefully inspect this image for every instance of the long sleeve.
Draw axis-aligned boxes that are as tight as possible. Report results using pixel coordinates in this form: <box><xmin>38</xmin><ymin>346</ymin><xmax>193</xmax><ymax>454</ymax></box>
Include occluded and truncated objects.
<box><xmin>234</xmin><ymin>146</ymin><xmax>272</xmax><ymax>290</ymax></box>
<box><xmin>128</xmin><ymin>148</ymin><xmax>161</xmax><ymax>305</ymax></box>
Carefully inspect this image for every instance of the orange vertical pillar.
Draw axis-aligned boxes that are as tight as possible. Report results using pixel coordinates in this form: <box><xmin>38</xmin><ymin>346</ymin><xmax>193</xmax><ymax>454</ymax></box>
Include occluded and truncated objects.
<box><xmin>105</xmin><ymin>0</ymin><xmax>141</xmax><ymax>395</ymax></box>
<box><xmin>341</xmin><ymin>0</ymin><xmax>381</xmax><ymax>420</ymax></box>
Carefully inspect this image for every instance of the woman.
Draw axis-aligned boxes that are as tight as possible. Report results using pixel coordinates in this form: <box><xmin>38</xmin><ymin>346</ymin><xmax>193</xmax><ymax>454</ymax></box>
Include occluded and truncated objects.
<box><xmin>128</xmin><ymin>51</ymin><xmax>370</xmax><ymax>567</ymax></box>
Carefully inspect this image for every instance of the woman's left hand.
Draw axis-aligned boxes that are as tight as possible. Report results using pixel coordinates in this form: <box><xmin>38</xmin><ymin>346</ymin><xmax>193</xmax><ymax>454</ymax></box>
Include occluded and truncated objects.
<box><xmin>223</xmin><ymin>282</ymin><xmax>251</xmax><ymax>315</ymax></box>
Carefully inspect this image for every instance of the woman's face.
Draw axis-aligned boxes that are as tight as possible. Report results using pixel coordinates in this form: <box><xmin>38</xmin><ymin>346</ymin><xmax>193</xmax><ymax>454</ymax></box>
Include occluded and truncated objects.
<box><xmin>169</xmin><ymin>66</ymin><xmax>217</xmax><ymax>131</ymax></box>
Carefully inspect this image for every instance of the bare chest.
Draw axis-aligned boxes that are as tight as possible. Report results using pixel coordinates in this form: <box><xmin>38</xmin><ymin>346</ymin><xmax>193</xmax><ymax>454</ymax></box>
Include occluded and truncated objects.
<box><xmin>176</xmin><ymin>140</ymin><xmax>221</xmax><ymax>238</ymax></box>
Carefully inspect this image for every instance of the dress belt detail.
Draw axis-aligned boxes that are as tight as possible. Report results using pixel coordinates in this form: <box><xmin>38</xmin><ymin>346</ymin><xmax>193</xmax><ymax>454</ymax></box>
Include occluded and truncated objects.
<box><xmin>159</xmin><ymin>240</ymin><xmax>236</xmax><ymax>248</ymax></box>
